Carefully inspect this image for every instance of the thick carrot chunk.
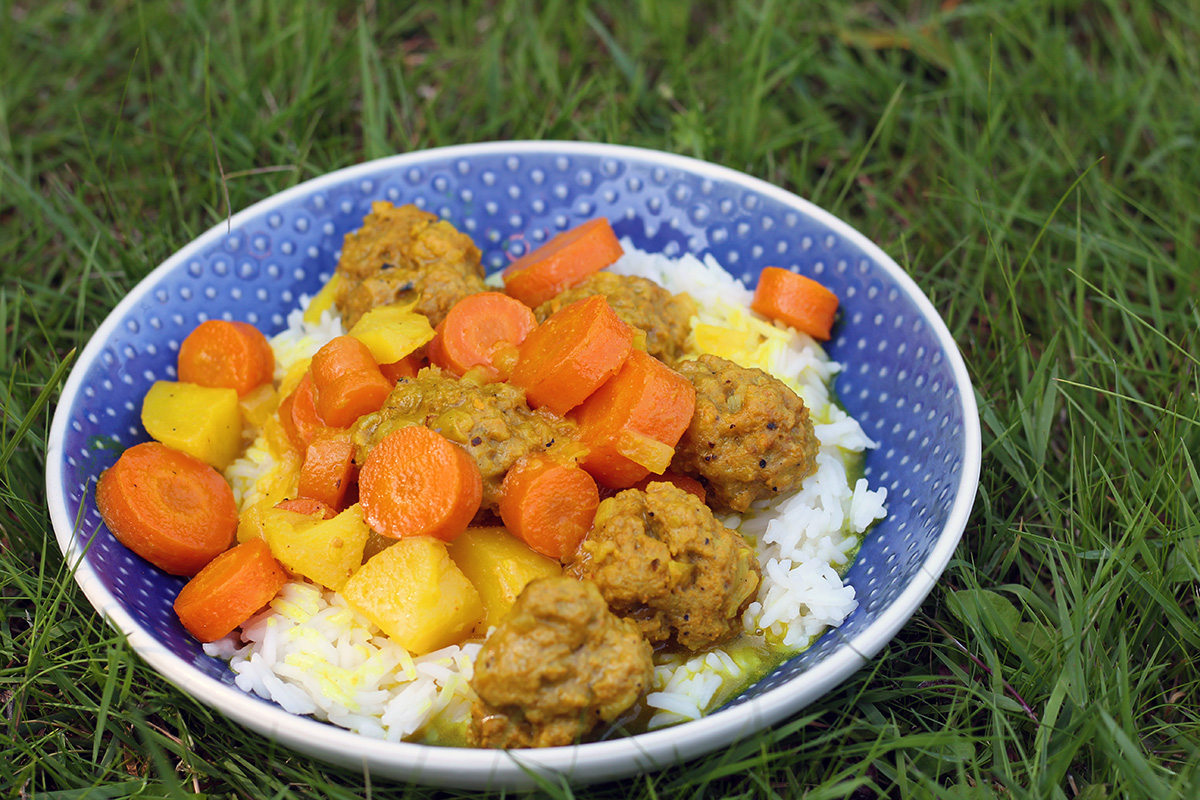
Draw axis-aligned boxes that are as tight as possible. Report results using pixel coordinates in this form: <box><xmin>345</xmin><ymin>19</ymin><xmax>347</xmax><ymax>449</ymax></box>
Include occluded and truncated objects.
<box><xmin>509</xmin><ymin>295</ymin><xmax>635</xmax><ymax>416</ymax></box>
<box><xmin>503</xmin><ymin>218</ymin><xmax>624</xmax><ymax>308</ymax></box>
<box><xmin>571</xmin><ymin>349</ymin><xmax>697</xmax><ymax>489</ymax></box>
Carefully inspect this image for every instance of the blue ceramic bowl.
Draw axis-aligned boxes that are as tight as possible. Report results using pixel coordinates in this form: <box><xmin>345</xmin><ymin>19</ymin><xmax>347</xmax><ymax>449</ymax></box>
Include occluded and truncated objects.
<box><xmin>47</xmin><ymin>142</ymin><xmax>980</xmax><ymax>790</ymax></box>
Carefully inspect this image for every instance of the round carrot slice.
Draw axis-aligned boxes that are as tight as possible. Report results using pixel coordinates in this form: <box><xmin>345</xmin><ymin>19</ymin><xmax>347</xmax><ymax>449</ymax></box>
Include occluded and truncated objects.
<box><xmin>498</xmin><ymin>455</ymin><xmax>599</xmax><ymax>559</ymax></box>
<box><xmin>430</xmin><ymin>292</ymin><xmax>537</xmax><ymax>382</ymax></box>
<box><xmin>173</xmin><ymin>538</ymin><xmax>288</xmax><ymax>642</ymax></box>
<box><xmin>178</xmin><ymin>320</ymin><xmax>275</xmax><ymax>397</ymax></box>
<box><xmin>358</xmin><ymin>426</ymin><xmax>482</xmax><ymax>542</ymax></box>
<box><xmin>95</xmin><ymin>441</ymin><xmax>238</xmax><ymax>576</ymax></box>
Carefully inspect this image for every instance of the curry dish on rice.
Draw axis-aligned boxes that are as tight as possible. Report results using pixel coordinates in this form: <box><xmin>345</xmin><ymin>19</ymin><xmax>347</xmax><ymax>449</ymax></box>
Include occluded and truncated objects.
<box><xmin>96</xmin><ymin>199</ymin><xmax>884</xmax><ymax>748</ymax></box>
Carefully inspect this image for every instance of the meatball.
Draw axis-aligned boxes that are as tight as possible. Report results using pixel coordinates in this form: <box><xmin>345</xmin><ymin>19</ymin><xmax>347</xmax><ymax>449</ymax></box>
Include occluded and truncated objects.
<box><xmin>335</xmin><ymin>202</ymin><xmax>488</xmax><ymax>328</ymax></box>
<box><xmin>351</xmin><ymin>367</ymin><xmax>576</xmax><ymax>512</ymax></box>
<box><xmin>567</xmin><ymin>482</ymin><xmax>760</xmax><ymax>651</ymax></box>
<box><xmin>535</xmin><ymin>272</ymin><xmax>695</xmax><ymax>363</ymax></box>
<box><xmin>671</xmin><ymin>354</ymin><xmax>819</xmax><ymax>512</ymax></box>
<box><xmin>469</xmin><ymin>577</ymin><xmax>653</xmax><ymax>749</ymax></box>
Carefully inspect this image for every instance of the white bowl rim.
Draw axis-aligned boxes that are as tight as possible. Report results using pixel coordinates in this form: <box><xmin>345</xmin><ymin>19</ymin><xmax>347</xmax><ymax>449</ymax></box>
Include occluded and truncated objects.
<box><xmin>46</xmin><ymin>140</ymin><xmax>981</xmax><ymax>789</ymax></box>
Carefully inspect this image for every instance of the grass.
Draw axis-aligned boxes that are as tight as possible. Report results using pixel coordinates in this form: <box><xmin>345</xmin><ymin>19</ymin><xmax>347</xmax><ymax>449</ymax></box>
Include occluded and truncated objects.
<box><xmin>3</xmin><ymin>0</ymin><xmax>1199</xmax><ymax>797</ymax></box>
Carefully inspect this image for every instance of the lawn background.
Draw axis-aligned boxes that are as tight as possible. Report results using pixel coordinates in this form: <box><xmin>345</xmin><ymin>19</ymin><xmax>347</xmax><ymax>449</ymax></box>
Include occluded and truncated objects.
<box><xmin>3</xmin><ymin>1</ymin><xmax>1199</xmax><ymax>798</ymax></box>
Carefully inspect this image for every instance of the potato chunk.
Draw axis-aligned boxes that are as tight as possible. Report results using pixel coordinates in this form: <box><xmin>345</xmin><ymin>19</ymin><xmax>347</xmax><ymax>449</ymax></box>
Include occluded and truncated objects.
<box><xmin>261</xmin><ymin>503</ymin><xmax>369</xmax><ymax>591</ymax></box>
<box><xmin>348</xmin><ymin>303</ymin><xmax>436</xmax><ymax>365</ymax></box>
<box><xmin>141</xmin><ymin>381</ymin><xmax>242</xmax><ymax>469</ymax></box>
<box><xmin>342</xmin><ymin>536</ymin><xmax>484</xmax><ymax>655</ymax></box>
<box><xmin>447</xmin><ymin>527</ymin><xmax>561</xmax><ymax>631</ymax></box>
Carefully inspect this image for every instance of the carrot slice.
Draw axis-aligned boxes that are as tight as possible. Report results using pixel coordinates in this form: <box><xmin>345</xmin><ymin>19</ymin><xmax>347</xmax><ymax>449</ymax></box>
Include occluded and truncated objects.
<box><xmin>571</xmin><ymin>348</ymin><xmax>697</xmax><ymax>489</ymax></box>
<box><xmin>429</xmin><ymin>292</ymin><xmax>537</xmax><ymax>382</ymax></box>
<box><xmin>751</xmin><ymin>267</ymin><xmax>840</xmax><ymax>341</ymax></box>
<box><xmin>310</xmin><ymin>336</ymin><xmax>393</xmax><ymax>428</ymax></box>
<box><xmin>631</xmin><ymin>471</ymin><xmax>707</xmax><ymax>504</ymax></box>
<box><xmin>178</xmin><ymin>320</ymin><xmax>275</xmax><ymax>397</ymax></box>
<box><xmin>297</xmin><ymin>431</ymin><xmax>358</xmax><ymax>512</ymax></box>
<box><xmin>172</xmin><ymin>538</ymin><xmax>288</xmax><ymax>642</ymax></box>
<box><xmin>498</xmin><ymin>455</ymin><xmax>600</xmax><ymax>559</ymax></box>
<box><xmin>278</xmin><ymin>372</ymin><xmax>336</xmax><ymax>452</ymax></box>
<box><xmin>95</xmin><ymin>441</ymin><xmax>238</xmax><ymax>576</ymax></box>
<box><xmin>508</xmin><ymin>295</ymin><xmax>635</xmax><ymax>416</ymax></box>
<box><xmin>379</xmin><ymin>354</ymin><xmax>425</xmax><ymax>383</ymax></box>
<box><xmin>358</xmin><ymin>426</ymin><xmax>482</xmax><ymax>541</ymax></box>
<box><xmin>274</xmin><ymin>497</ymin><xmax>338</xmax><ymax>519</ymax></box>
<box><xmin>502</xmin><ymin>218</ymin><xmax>624</xmax><ymax>308</ymax></box>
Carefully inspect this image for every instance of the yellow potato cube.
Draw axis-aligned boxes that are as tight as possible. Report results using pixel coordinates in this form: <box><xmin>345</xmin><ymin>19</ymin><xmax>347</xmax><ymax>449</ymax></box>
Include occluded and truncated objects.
<box><xmin>447</xmin><ymin>527</ymin><xmax>561</xmax><ymax>630</ymax></box>
<box><xmin>236</xmin><ymin>498</ymin><xmax>273</xmax><ymax>543</ymax></box>
<box><xmin>262</xmin><ymin>503</ymin><xmax>369</xmax><ymax>591</ymax></box>
<box><xmin>258</xmin><ymin>505</ymin><xmax>321</xmax><ymax>546</ymax></box>
<box><xmin>238</xmin><ymin>383</ymin><xmax>279</xmax><ymax>430</ymax></box>
<box><xmin>141</xmin><ymin>381</ymin><xmax>242</xmax><ymax>469</ymax></box>
<box><xmin>342</xmin><ymin>536</ymin><xmax>484</xmax><ymax>655</ymax></box>
<box><xmin>348</xmin><ymin>304</ymin><xmax>435</xmax><ymax>365</ymax></box>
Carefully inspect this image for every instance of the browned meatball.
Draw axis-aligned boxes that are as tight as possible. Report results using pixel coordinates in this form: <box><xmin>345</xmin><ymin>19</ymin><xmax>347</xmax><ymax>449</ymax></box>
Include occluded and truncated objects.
<box><xmin>567</xmin><ymin>482</ymin><xmax>760</xmax><ymax>651</ymax></box>
<box><xmin>335</xmin><ymin>202</ymin><xmax>488</xmax><ymax>328</ymax></box>
<box><xmin>671</xmin><ymin>355</ymin><xmax>819</xmax><ymax>512</ymax></box>
<box><xmin>534</xmin><ymin>271</ymin><xmax>695</xmax><ymax>363</ymax></box>
<box><xmin>350</xmin><ymin>367</ymin><xmax>576</xmax><ymax>512</ymax></box>
<box><xmin>469</xmin><ymin>576</ymin><xmax>653</xmax><ymax>749</ymax></box>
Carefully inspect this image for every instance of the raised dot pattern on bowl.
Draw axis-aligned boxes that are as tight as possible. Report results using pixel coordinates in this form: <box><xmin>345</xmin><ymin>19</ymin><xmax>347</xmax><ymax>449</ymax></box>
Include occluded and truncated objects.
<box><xmin>56</xmin><ymin>144</ymin><xmax>971</xmax><ymax>715</ymax></box>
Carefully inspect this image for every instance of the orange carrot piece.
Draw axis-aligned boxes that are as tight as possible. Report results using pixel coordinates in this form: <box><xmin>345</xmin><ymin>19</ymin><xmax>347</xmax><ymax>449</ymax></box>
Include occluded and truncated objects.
<box><xmin>279</xmin><ymin>372</ymin><xmax>335</xmax><ymax>452</ymax></box>
<box><xmin>310</xmin><ymin>336</ymin><xmax>393</xmax><ymax>428</ymax></box>
<box><xmin>297</xmin><ymin>431</ymin><xmax>358</xmax><ymax>512</ymax></box>
<box><xmin>508</xmin><ymin>295</ymin><xmax>635</xmax><ymax>416</ymax></box>
<box><xmin>95</xmin><ymin>441</ymin><xmax>238</xmax><ymax>576</ymax></box>
<box><xmin>751</xmin><ymin>267</ymin><xmax>840</xmax><ymax>341</ymax></box>
<box><xmin>498</xmin><ymin>455</ymin><xmax>599</xmax><ymax>559</ymax></box>
<box><xmin>178</xmin><ymin>320</ymin><xmax>275</xmax><ymax>397</ymax></box>
<box><xmin>631</xmin><ymin>471</ymin><xmax>707</xmax><ymax>504</ymax></box>
<box><xmin>172</xmin><ymin>538</ymin><xmax>288</xmax><ymax>642</ymax></box>
<box><xmin>274</xmin><ymin>497</ymin><xmax>338</xmax><ymax>519</ymax></box>
<box><xmin>379</xmin><ymin>354</ymin><xmax>424</xmax><ymax>383</ymax></box>
<box><xmin>358</xmin><ymin>426</ymin><xmax>482</xmax><ymax>541</ymax></box>
<box><xmin>429</xmin><ymin>292</ymin><xmax>537</xmax><ymax>382</ymax></box>
<box><xmin>571</xmin><ymin>349</ymin><xmax>697</xmax><ymax>489</ymax></box>
<box><xmin>502</xmin><ymin>218</ymin><xmax>624</xmax><ymax>308</ymax></box>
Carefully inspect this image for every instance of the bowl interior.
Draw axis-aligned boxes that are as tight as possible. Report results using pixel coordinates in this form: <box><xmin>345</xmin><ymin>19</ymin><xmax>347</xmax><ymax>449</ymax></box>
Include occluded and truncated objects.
<box><xmin>48</xmin><ymin>142</ymin><xmax>978</xmax><ymax>786</ymax></box>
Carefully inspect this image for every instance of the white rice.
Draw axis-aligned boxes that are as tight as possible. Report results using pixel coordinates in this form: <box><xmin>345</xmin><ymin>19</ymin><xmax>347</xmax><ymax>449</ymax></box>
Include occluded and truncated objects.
<box><xmin>205</xmin><ymin>244</ymin><xmax>887</xmax><ymax>740</ymax></box>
